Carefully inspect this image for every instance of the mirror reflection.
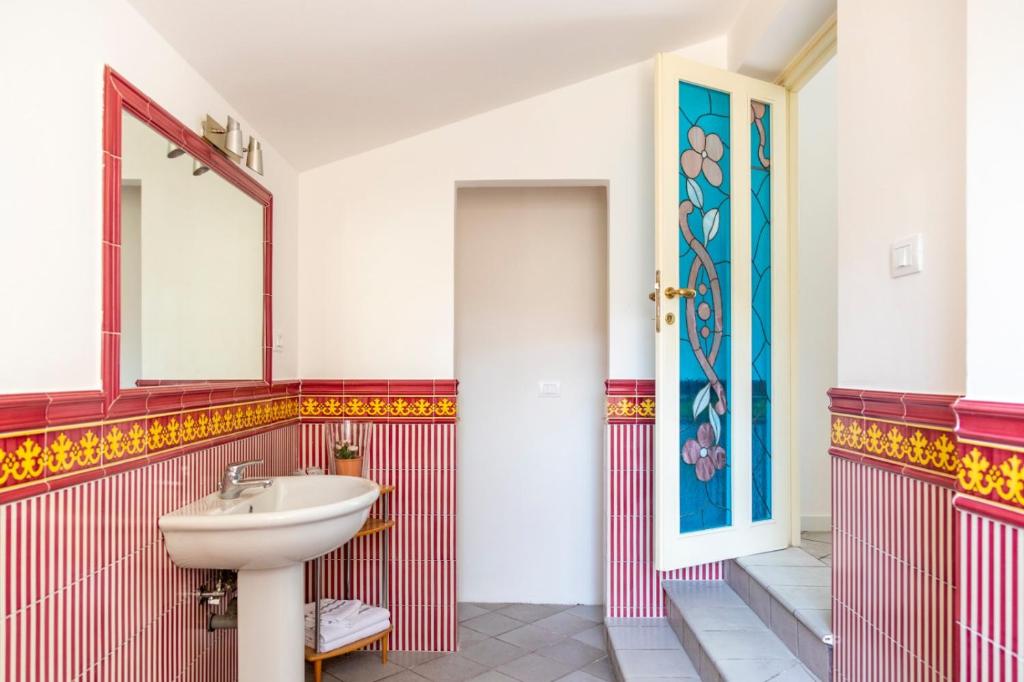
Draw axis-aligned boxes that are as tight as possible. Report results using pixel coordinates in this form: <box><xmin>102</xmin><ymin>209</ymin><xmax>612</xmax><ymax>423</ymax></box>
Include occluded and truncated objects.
<box><xmin>120</xmin><ymin>112</ymin><xmax>264</xmax><ymax>388</ymax></box>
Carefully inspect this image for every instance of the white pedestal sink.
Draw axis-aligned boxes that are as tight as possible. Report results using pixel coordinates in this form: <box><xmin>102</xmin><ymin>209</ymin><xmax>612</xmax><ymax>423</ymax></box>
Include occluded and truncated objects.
<box><xmin>159</xmin><ymin>475</ymin><xmax>380</xmax><ymax>682</ymax></box>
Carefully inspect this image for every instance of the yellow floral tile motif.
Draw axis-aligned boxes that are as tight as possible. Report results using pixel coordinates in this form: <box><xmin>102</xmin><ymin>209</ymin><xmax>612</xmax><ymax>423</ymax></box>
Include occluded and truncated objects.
<box><xmin>0</xmin><ymin>397</ymin><xmax>301</xmax><ymax>489</ymax></box>
<box><xmin>958</xmin><ymin>447</ymin><xmax>1024</xmax><ymax>510</ymax></box>
<box><xmin>606</xmin><ymin>397</ymin><xmax>656</xmax><ymax>420</ymax></box>
<box><xmin>830</xmin><ymin>415</ymin><xmax>959</xmax><ymax>475</ymax></box>
<box><xmin>299</xmin><ymin>396</ymin><xmax>458</xmax><ymax>420</ymax></box>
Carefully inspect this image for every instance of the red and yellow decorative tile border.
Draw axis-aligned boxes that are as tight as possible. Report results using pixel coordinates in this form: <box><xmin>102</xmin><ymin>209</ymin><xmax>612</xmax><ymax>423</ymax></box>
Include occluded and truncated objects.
<box><xmin>829</xmin><ymin>414</ymin><xmax>959</xmax><ymax>478</ymax></box>
<box><xmin>957</xmin><ymin>447</ymin><xmax>1024</xmax><ymax>510</ymax></box>
<box><xmin>0</xmin><ymin>397</ymin><xmax>300</xmax><ymax>499</ymax></box>
<box><xmin>829</xmin><ymin>388</ymin><xmax>1024</xmax><ymax>515</ymax></box>
<box><xmin>606</xmin><ymin>379</ymin><xmax>655</xmax><ymax>424</ymax></box>
<box><xmin>300</xmin><ymin>395</ymin><xmax>456</xmax><ymax>421</ymax></box>
<box><xmin>953</xmin><ymin>399</ymin><xmax>1024</xmax><ymax>515</ymax></box>
<box><xmin>297</xmin><ymin>379</ymin><xmax>458</xmax><ymax>423</ymax></box>
<box><xmin>606</xmin><ymin>396</ymin><xmax>655</xmax><ymax>421</ymax></box>
<box><xmin>0</xmin><ymin>380</ymin><xmax>459</xmax><ymax>503</ymax></box>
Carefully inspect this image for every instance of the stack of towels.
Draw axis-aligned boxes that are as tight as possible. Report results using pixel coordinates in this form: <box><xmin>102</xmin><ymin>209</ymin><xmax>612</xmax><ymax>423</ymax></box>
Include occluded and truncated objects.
<box><xmin>304</xmin><ymin>599</ymin><xmax>391</xmax><ymax>652</ymax></box>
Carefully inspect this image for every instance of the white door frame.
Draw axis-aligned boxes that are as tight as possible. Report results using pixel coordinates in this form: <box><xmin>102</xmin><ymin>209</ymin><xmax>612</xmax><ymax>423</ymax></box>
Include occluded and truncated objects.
<box><xmin>777</xmin><ymin>14</ymin><xmax>838</xmax><ymax>545</ymax></box>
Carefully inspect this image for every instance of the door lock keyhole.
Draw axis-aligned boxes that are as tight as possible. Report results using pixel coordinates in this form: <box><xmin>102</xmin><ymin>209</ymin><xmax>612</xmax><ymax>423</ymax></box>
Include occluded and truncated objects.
<box><xmin>665</xmin><ymin>313</ymin><xmax>676</xmax><ymax>325</ymax></box>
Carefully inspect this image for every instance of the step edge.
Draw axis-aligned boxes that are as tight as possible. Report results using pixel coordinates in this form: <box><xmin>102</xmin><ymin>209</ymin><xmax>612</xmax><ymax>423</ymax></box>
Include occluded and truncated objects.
<box><xmin>663</xmin><ymin>580</ymin><xmax>820</xmax><ymax>681</ymax></box>
<box><xmin>605</xmin><ymin>618</ymin><xmax>701</xmax><ymax>681</ymax></box>
<box><xmin>725</xmin><ymin>559</ymin><xmax>834</xmax><ymax>644</ymax></box>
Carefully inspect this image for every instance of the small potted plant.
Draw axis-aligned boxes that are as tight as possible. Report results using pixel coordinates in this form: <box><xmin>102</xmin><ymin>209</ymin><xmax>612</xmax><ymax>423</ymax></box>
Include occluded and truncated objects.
<box><xmin>333</xmin><ymin>440</ymin><xmax>362</xmax><ymax>476</ymax></box>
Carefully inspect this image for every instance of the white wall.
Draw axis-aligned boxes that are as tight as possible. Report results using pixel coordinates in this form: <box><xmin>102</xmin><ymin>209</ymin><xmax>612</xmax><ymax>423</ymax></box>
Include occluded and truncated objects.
<box><xmin>835</xmin><ymin>0</ymin><xmax>966</xmax><ymax>394</ymax></box>
<box><xmin>796</xmin><ymin>56</ymin><xmax>837</xmax><ymax>531</ymax></box>
<box><xmin>456</xmin><ymin>187</ymin><xmax>607</xmax><ymax>604</ymax></box>
<box><xmin>0</xmin><ymin>0</ymin><xmax>299</xmax><ymax>393</ymax></box>
<box><xmin>965</xmin><ymin>0</ymin><xmax>1024</xmax><ymax>403</ymax></box>
<box><xmin>297</xmin><ymin>38</ymin><xmax>726</xmax><ymax>380</ymax></box>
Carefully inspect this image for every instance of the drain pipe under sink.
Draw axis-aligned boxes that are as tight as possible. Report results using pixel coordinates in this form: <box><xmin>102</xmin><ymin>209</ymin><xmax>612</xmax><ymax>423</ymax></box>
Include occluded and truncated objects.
<box><xmin>208</xmin><ymin>597</ymin><xmax>238</xmax><ymax>631</ymax></box>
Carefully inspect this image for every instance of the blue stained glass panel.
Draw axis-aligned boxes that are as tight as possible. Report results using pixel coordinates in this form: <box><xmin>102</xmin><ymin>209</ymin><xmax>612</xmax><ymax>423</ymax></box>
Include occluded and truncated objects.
<box><xmin>751</xmin><ymin>101</ymin><xmax>772</xmax><ymax>522</ymax></box>
<box><xmin>677</xmin><ymin>81</ymin><xmax>732</xmax><ymax>534</ymax></box>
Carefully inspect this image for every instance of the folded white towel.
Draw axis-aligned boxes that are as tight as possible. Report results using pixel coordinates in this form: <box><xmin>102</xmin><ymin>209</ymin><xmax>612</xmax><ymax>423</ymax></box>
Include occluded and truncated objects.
<box><xmin>305</xmin><ymin>605</ymin><xmax>390</xmax><ymax>648</ymax></box>
<box><xmin>305</xmin><ymin>617</ymin><xmax>390</xmax><ymax>652</ymax></box>
<box><xmin>303</xmin><ymin>599</ymin><xmax>361</xmax><ymax>626</ymax></box>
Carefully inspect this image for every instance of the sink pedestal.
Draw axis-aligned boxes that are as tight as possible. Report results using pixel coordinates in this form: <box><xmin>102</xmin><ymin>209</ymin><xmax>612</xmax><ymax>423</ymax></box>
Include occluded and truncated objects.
<box><xmin>237</xmin><ymin>564</ymin><xmax>305</xmax><ymax>682</ymax></box>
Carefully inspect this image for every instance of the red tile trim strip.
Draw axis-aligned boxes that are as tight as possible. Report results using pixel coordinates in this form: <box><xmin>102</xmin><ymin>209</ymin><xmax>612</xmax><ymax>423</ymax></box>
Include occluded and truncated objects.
<box><xmin>955</xmin><ymin>399</ymin><xmax>1024</xmax><ymax>449</ymax></box>
<box><xmin>953</xmin><ymin>493</ymin><xmax>1024</xmax><ymax>529</ymax></box>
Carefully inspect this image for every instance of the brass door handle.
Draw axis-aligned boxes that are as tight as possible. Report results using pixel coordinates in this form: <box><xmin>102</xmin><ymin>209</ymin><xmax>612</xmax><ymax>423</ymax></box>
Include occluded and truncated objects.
<box><xmin>665</xmin><ymin>286</ymin><xmax>696</xmax><ymax>300</ymax></box>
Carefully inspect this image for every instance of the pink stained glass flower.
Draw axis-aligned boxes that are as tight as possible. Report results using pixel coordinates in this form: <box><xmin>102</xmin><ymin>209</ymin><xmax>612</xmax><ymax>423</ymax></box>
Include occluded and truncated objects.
<box><xmin>681</xmin><ymin>422</ymin><xmax>726</xmax><ymax>482</ymax></box>
<box><xmin>680</xmin><ymin>125</ymin><xmax>725</xmax><ymax>187</ymax></box>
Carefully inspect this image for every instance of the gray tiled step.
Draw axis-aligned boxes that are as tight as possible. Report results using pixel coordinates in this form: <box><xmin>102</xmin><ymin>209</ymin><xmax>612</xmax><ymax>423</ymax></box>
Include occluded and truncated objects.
<box><xmin>605</xmin><ymin>618</ymin><xmax>700</xmax><ymax>680</ymax></box>
<box><xmin>663</xmin><ymin>581</ymin><xmax>820</xmax><ymax>682</ymax></box>
<box><xmin>727</xmin><ymin>547</ymin><xmax>833</xmax><ymax>679</ymax></box>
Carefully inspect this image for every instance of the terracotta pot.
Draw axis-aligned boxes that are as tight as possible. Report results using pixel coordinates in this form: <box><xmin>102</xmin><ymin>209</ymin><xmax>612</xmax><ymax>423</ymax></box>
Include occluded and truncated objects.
<box><xmin>335</xmin><ymin>457</ymin><xmax>363</xmax><ymax>477</ymax></box>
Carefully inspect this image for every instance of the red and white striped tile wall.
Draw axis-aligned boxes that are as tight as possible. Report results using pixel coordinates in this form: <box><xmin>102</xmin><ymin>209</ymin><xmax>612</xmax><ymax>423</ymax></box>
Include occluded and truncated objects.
<box><xmin>0</xmin><ymin>424</ymin><xmax>298</xmax><ymax>682</ymax></box>
<box><xmin>831</xmin><ymin>455</ymin><xmax>956</xmax><ymax>681</ymax></box>
<box><xmin>958</xmin><ymin>503</ymin><xmax>1024</xmax><ymax>681</ymax></box>
<box><xmin>606</xmin><ymin>421</ymin><xmax>722</xmax><ymax>619</ymax></box>
<box><xmin>300</xmin><ymin>422</ymin><xmax>456</xmax><ymax>651</ymax></box>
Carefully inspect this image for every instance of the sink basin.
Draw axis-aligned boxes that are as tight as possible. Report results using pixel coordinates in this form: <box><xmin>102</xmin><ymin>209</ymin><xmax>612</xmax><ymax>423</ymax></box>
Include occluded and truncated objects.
<box><xmin>159</xmin><ymin>475</ymin><xmax>380</xmax><ymax>682</ymax></box>
<box><xmin>160</xmin><ymin>475</ymin><xmax>380</xmax><ymax>570</ymax></box>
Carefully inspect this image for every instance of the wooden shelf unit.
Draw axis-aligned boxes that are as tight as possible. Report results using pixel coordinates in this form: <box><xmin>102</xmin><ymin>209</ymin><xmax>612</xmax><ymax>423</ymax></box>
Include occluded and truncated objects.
<box><xmin>305</xmin><ymin>484</ymin><xmax>394</xmax><ymax>682</ymax></box>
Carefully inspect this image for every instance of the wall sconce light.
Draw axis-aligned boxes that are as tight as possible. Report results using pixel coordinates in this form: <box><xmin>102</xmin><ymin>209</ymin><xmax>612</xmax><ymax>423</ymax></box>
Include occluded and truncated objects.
<box><xmin>201</xmin><ymin>114</ymin><xmax>265</xmax><ymax>176</ymax></box>
<box><xmin>245</xmin><ymin>136</ymin><xmax>263</xmax><ymax>175</ymax></box>
<box><xmin>192</xmin><ymin>159</ymin><xmax>210</xmax><ymax>176</ymax></box>
<box><xmin>167</xmin><ymin>141</ymin><xmax>186</xmax><ymax>159</ymax></box>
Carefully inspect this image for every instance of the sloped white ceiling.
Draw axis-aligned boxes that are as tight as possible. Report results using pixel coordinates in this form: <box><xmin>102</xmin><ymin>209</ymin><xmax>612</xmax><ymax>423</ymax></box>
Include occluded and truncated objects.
<box><xmin>126</xmin><ymin>0</ymin><xmax>748</xmax><ymax>169</ymax></box>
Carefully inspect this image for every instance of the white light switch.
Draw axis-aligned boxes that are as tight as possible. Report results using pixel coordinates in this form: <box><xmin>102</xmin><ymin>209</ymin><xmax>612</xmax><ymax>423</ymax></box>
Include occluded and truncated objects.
<box><xmin>539</xmin><ymin>381</ymin><xmax>561</xmax><ymax>397</ymax></box>
<box><xmin>890</xmin><ymin>234</ymin><xmax>923</xmax><ymax>278</ymax></box>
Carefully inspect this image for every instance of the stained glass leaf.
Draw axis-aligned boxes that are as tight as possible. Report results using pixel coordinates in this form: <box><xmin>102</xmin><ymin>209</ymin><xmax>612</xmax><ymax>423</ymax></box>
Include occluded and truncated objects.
<box><xmin>693</xmin><ymin>383</ymin><xmax>711</xmax><ymax>419</ymax></box>
<box><xmin>686</xmin><ymin>178</ymin><xmax>703</xmax><ymax>210</ymax></box>
<box><xmin>703</xmin><ymin>208</ymin><xmax>720</xmax><ymax>244</ymax></box>
<box><xmin>709</xmin><ymin>407</ymin><xmax>721</xmax><ymax>444</ymax></box>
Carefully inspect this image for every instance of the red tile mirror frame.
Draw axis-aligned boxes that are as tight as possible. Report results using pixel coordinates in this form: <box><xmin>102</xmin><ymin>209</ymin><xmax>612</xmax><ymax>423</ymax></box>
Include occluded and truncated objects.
<box><xmin>102</xmin><ymin>67</ymin><xmax>275</xmax><ymax>415</ymax></box>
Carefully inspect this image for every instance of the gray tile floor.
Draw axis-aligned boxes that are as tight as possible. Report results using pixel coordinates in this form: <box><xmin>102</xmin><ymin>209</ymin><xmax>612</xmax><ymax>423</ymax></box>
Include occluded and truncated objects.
<box><xmin>307</xmin><ymin>603</ymin><xmax>612</xmax><ymax>682</ymax></box>
<box><xmin>799</xmin><ymin>530</ymin><xmax>832</xmax><ymax>566</ymax></box>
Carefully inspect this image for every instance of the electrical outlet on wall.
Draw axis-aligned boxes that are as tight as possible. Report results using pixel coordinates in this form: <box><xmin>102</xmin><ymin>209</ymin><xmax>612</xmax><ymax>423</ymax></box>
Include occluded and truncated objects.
<box><xmin>890</xmin><ymin>234</ymin><xmax>924</xmax><ymax>278</ymax></box>
<box><xmin>539</xmin><ymin>381</ymin><xmax>561</xmax><ymax>397</ymax></box>
<box><xmin>273</xmin><ymin>332</ymin><xmax>284</xmax><ymax>353</ymax></box>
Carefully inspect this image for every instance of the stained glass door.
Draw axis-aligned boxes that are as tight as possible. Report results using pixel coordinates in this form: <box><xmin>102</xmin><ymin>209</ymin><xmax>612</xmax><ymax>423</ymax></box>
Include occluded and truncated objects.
<box><xmin>653</xmin><ymin>54</ymin><xmax>790</xmax><ymax>571</ymax></box>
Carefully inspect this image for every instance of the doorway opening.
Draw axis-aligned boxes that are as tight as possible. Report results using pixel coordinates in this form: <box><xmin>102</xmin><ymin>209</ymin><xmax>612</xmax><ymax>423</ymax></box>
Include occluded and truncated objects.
<box><xmin>454</xmin><ymin>185</ymin><xmax>608</xmax><ymax>605</ymax></box>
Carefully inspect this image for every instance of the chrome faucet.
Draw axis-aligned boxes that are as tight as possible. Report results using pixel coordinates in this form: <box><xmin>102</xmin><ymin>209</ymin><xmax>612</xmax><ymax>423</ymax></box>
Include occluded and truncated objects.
<box><xmin>219</xmin><ymin>460</ymin><xmax>273</xmax><ymax>499</ymax></box>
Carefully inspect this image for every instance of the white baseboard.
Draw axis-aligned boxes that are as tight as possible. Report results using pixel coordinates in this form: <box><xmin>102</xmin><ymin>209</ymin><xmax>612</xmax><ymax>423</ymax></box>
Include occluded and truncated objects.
<box><xmin>801</xmin><ymin>515</ymin><xmax>831</xmax><ymax>533</ymax></box>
